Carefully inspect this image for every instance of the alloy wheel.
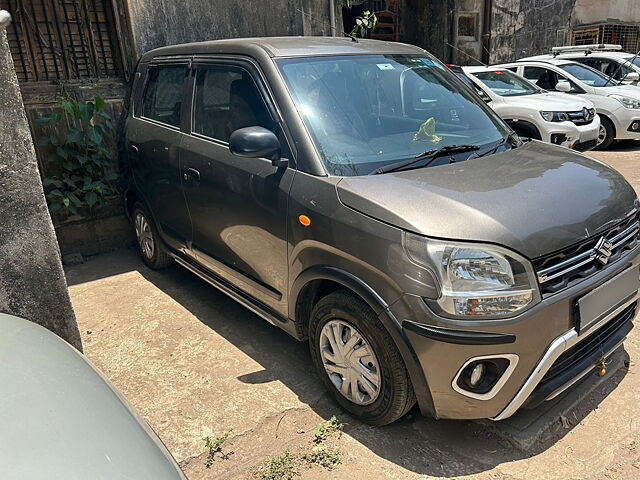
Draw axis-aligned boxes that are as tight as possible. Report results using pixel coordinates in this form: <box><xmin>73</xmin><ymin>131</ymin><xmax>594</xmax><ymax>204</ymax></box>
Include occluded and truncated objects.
<box><xmin>134</xmin><ymin>212</ymin><xmax>155</xmax><ymax>259</ymax></box>
<box><xmin>319</xmin><ymin>319</ymin><xmax>381</xmax><ymax>405</ymax></box>
<box><xmin>597</xmin><ymin>124</ymin><xmax>607</xmax><ymax>146</ymax></box>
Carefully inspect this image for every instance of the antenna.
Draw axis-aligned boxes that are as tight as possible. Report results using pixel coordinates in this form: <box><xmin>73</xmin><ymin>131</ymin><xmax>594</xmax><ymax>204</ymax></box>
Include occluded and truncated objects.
<box><xmin>445</xmin><ymin>42</ymin><xmax>487</xmax><ymax>67</ymax></box>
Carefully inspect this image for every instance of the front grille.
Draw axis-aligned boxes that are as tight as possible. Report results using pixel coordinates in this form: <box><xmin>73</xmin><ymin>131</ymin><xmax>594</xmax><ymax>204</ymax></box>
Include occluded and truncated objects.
<box><xmin>544</xmin><ymin>303</ymin><xmax>635</xmax><ymax>384</ymax></box>
<box><xmin>534</xmin><ymin>215</ymin><xmax>639</xmax><ymax>295</ymax></box>
<box><xmin>568</xmin><ymin>108</ymin><xmax>596</xmax><ymax>126</ymax></box>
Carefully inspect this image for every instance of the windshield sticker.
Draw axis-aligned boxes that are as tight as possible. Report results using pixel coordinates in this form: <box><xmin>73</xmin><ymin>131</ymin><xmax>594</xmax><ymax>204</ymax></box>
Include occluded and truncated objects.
<box><xmin>420</xmin><ymin>58</ymin><xmax>445</xmax><ymax>69</ymax></box>
<box><xmin>376</xmin><ymin>63</ymin><xmax>395</xmax><ymax>71</ymax></box>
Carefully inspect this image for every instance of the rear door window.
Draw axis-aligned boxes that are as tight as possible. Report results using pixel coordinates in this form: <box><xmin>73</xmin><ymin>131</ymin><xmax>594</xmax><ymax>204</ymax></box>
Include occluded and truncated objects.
<box><xmin>141</xmin><ymin>65</ymin><xmax>188</xmax><ymax>128</ymax></box>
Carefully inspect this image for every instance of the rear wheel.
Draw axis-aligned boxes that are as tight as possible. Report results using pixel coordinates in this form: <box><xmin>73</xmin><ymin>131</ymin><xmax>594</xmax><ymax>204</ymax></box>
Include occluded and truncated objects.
<box><xmin>308</xmin><ymin>290</ymin><xmax>416</xmax><ymax>425</ymax></box>
<box><xmin>131</xmin><ymin>202</ymin><xmax>173</xmax><ymax>269</ymax></box>
<box><xmin>595</xmin><ymin>117</ymin><xmax>615</xmax><ymax>150</ymax></box>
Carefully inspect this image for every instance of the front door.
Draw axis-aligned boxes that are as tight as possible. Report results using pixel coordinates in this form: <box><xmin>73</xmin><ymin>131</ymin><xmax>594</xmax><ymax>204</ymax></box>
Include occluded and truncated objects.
<box><xmin>179</xmin><ymin>61</ymin><xmax>295</xmax><ymax>315</ymax></box>
<box><xmin>127</xmin><ymin>62</ymin><xmax>192</xmax><ymax>253</ymax></box>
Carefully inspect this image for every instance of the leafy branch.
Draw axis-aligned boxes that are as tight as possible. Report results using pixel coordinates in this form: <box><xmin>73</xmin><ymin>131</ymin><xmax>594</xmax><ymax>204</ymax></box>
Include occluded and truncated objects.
<box><xmin>36</xmin><ymin>95</ymin><xmax>118</xmax><ymax>216</ymax></box>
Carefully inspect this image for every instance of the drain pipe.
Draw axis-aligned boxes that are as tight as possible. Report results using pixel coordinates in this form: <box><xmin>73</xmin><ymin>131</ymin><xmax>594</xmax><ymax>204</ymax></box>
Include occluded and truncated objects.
<box><xmin>481</xmin><ymin>0</ymin><xmax>493</xmax><ymax>64</ymax></box>
<box><xmin>329</xmin><ymin>0</ymin><xmax>336</xmax><ymax>36</ymax></box>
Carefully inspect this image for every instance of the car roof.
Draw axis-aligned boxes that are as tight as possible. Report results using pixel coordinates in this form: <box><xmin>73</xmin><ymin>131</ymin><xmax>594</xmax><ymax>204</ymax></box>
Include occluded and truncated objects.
<box><xmin>515</xmin><ymin>57</ymin><xmax>576</xmax><ymax>65</ymax></box>
<box><xmin>140</xmin><ymin>36</ymin><xmax>425</xmax><ymax>62</ymax></box>
<box><xmin>462</xmin><ymin>65</ymin><xmax>511</xmax><ymax>73</ymax></box>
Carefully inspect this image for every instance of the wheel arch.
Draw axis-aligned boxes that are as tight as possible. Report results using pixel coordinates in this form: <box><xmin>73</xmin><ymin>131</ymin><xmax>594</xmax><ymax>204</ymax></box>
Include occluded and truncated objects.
<box><xmin>505</xmin><ymin>119</ymin><xmax>542</xmax><ymax>140</ymax></box>
<box><xmin>290</xmin><ymin>266</ymin><xmax>436</xmax><ymax>417</ymax></box>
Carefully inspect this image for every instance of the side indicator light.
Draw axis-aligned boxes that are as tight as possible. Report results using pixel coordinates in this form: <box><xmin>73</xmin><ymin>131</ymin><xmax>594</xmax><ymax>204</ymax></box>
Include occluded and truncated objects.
<box><xmin>298</xmin><ymin>215</ymin><xmax>311</xmax><ymax>227</ymax></box>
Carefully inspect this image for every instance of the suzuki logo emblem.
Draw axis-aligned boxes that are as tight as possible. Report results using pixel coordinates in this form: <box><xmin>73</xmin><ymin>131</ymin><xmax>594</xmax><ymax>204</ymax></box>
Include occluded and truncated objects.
<box><xmin>593</xmin><ymin>237</ymin><xmax>614</xmax><ymax>265</ymax></box>
<box><xmin>582</xmin><ymin>107</ymin><xmax>589</xmax><ymax>121</ymax></box>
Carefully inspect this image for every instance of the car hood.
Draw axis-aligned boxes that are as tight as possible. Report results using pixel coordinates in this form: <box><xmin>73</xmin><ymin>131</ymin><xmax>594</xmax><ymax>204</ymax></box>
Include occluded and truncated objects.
<box><xmin>598</xmin><ymin>84</ymin><xmax>640</xmax><ymax>98</ymax></box>
<box><xmin>336</xmin><ymin>141</ymin><xmax>637</xmax><ymax>259</ymax></box>
<box><xmin>504</xmin><ymin>92</ymin><xmax>593</xmax><ymax>110</ymax></box>
<box><xmin>0</xmin><ymin>313</ymin><xmax>185</xmax><ymax>479</ymax></box>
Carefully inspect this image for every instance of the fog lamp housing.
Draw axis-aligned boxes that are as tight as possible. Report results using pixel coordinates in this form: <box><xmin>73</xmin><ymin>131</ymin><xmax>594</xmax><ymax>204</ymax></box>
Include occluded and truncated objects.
<box><xmin>453</xmin><ymin>354</ymin><xmax>519</xmax><ymax>399</ymax></box>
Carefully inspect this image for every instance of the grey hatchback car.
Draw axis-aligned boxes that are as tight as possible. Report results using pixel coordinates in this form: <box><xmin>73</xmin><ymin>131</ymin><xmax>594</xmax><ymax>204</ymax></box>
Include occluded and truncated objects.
<box><xmin>122</xmin><ymin>37</ymin><xmax>640</xmax><ymax>425</ymax></box>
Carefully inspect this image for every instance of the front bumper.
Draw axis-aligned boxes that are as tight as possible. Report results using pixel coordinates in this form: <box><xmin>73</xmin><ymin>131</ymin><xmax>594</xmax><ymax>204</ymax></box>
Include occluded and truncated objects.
<box><xmin>610</xmin><ymin>108</ymin><xmax>640</xmax><ymax>140</ymax></box>
<box><xmin>393</xmin><ymin>245</ymin><xmax>640</xmax><ymax>420</ymax></box>
<box><xmin>540</xmin><ymin>116</ymin><xmax>599</xmax><ymax>149</ymax></box>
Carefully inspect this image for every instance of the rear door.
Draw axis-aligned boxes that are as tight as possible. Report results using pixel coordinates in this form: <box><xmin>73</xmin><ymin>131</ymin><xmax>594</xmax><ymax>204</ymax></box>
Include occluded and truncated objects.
<box><xmin>179</xmin><ymin>59</ymin><xmax>295</xmax><ymax>316</ymax></box>
<box><xmin>127</xmin><ymin>61</ymin><xmax>192</xmax><ymax>253</ymax></box>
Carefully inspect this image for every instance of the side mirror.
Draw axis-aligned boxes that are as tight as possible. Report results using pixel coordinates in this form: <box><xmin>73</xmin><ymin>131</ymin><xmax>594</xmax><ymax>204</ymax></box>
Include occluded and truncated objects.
<box><xmin>229</xmin><ymin>127</ymin><xmax>287</xmax><ymax>167</ymax></box>
<box><xmin>555</xmin><ymin>81</ymin><xmax>572</xmax><ymax>92</ymax></box>
<box><xmin>624</xmin><ymin>71</ymin><xmax>640</xmax><ymax>83</ymax></box>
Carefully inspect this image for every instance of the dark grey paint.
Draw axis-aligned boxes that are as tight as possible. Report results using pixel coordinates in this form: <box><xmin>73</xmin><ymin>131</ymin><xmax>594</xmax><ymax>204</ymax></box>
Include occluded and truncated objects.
<box><xmin>337</xmin><ymin>140</ymin><xmax>637</xmax><ymax>259</ymax></box>
<box><xmin>123</xmin><ymin>37</ymin><xmax>640</xmax><ymax>421</ymax></box>
<box><xmin>0</xmin><ymin>313</ymin><xmax>185</xmax><ymax>479</ymax></box>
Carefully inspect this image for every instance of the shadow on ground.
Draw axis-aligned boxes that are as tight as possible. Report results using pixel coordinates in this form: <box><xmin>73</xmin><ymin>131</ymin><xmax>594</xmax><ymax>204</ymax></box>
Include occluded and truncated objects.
<box><xmin>66</xmin><ymin>248</ymin><xmax>630</xmax><ymax>478</ymax></box>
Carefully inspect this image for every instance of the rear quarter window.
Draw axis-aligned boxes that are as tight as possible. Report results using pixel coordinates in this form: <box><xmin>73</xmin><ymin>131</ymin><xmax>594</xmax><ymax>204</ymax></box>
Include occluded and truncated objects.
<box><xmin>141</xmin><ymin>65</ymin><xmax>188</xmax><ymax>128</ymax></box>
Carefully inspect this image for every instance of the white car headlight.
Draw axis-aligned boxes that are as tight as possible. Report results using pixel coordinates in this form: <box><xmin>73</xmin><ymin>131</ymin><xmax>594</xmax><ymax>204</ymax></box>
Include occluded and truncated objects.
<box><xmin>404</xmin><ymin>234</ymin><xmax>540</xmax><ymax>318</ymax></box>
<box><xmin>609</xmin><ymin>94</ymin><xmax>640</xmax><ymax>109</ymax></box>
<box><xmin>540</xmin><ymin>111</ymin><xmax>570</xmax><ymax>122</ymax></box>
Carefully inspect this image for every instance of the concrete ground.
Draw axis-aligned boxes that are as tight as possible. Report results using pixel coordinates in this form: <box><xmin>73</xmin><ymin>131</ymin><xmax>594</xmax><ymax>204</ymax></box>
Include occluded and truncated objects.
<box><xmin>66</xmin><ymin>141</ymin><xmax>640</xmax><ymax>480</ymax></box>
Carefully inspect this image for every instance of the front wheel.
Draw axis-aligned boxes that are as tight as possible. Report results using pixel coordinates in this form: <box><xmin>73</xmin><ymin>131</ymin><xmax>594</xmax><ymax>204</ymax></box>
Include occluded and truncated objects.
<box><xmin>309</xmin><ymin>291</ymin><xmax>416</xmax><ymax>425</ymax></box>
<box><xmin>594</xmin><ymin>117</ymin><xmax>615</xmax><ymax>150</ymax></box>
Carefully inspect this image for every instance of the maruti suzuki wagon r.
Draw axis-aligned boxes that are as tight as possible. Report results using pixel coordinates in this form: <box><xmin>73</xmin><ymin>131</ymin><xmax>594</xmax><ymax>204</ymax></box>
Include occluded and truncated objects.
<box><xmin>122</xmin><ymin>37</ymin><xmax>640</xmax><ymax>425</ymax></box>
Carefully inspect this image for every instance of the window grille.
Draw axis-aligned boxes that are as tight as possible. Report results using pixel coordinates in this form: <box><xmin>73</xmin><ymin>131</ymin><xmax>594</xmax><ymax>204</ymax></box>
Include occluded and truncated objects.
<box><xmin>572</xmin><ymin>24</ymin><xmax>640</xmax><ymax>53</ymax></box>
<box><xmin>1</xmin><ymin>0</ymin><xmax>123</xmax><ymax>82</ymax></box>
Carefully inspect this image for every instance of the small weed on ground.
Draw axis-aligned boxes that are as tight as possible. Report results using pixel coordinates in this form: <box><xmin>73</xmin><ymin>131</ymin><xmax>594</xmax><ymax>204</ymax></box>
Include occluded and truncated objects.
<box><xmin>254</xmin><ymin>416</ymin><xmax>344</xmax><ymax>479</ymax></box>
<box><xmin>203</xmin><ymin>429</ymin><xmax>233</xmax><ymax>468</ymax></box>
<box><xmin>303</xmin><ymin>444</ymin><xmax>342</xmax><ymax>470</ymax></box>
<box><xmin>313</xmin><ymin>415</ymin><xmax>343</xmax><ymax>443</ymax></box>
<box><xmin>258</xmin><ymin>449</ymin><xmax>297</xmax><ymax>480</ymax></box>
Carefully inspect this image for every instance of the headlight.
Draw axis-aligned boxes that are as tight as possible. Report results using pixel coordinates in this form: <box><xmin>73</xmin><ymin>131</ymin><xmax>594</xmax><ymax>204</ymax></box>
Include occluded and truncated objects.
<box><xmin>609</xmin><ymin>94</ymin><xmax>640</xmax><ymax>109</ymax></box>
<box><xmin>404</xmin><ymin>234</ymin><xmax>539</xmax><ymax>318</ymax></box>
<box><xmin>540</xmin><ymin>111</ymin><xmax>570</xmax><ymax>122</ymax></box>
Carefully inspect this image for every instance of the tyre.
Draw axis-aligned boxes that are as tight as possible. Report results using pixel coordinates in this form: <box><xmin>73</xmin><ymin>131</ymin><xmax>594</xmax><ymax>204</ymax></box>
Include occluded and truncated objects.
<box><xmin>511</xmin><ymin>123</ymin><xmax>541</xmax><ymax>141</ymax></box>
<box><xmin>595</xmin><ymin>116</ymin><xmax>615</xmax><ymax>150</ymax></box>
<box><xmin>131</xmin><ymin>202</ymin><xmax>173</xmax><ymax>269</ymax></box>
<box><xmin>308</xmin><ymin>290</ymin><xmax>416</xmax><ymax>425</ymax></box>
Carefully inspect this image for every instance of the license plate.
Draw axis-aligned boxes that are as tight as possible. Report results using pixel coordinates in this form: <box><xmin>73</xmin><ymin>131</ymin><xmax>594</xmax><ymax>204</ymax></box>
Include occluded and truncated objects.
<box><xmin>577</xmin><ymin>264</ymin><xmax>640</xmax><ymax>334</ymax></box>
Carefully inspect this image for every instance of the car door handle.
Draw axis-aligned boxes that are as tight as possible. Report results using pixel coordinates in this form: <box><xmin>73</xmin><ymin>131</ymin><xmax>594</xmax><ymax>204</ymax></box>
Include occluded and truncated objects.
<box><xmin>183</xmin><ymin>167</ymin><xmax>200</xmax><ymax>182</ymax></box>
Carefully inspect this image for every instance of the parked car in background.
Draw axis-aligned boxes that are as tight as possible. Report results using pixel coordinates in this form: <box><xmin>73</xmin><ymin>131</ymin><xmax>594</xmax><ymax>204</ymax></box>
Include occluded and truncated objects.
<box><xmin>496</xmin><ymin>58</ymin><xmax>640</xmax><ymax>149</ymax></box>
<box><xmin>460</xmin><ymin>65</ymin><xmax>599</xmax><ymax>150</ymax></box>
<box><xmin>123</xmin><ymin>37</ymin><xmax>640</xmax><ymax>426</ymax></box>
<box><xmin>522</xmin><ymin>44</ymin><xmax>640</xmax><ymax>86</ymax></box>
<box><xmin>0</xmin><ymin>313</ymin><xmax>186</xmax><ymax>479</ymax></box>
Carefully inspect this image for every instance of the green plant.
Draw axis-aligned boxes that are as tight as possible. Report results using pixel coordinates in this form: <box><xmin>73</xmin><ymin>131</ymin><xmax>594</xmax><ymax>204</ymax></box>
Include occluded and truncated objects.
<box><xmin>303</xmin><ymin>445</ymin><xmax>342</xmax><ymax>470</ymax></box>
<box><xmin>258</xmin><ymin>449</ymin><xmax>296</xmax><ymax>480</ymax></box>
<box><xmin>313</xmin><ymin>416</ymin><xmax>343</xmax><ymax>443</ymax></box>
<box><xmin>37</xmin><ymin>94</ymin><xmax>117</xmax><ymax>216</ymax></box>
<box><xmin>203</xmin><ymin>429</ymin><xmax>233</xmax><ymax>468</ymax></box>
<box><xmin>351</xmin><ymin>10</ymin><xmax>377</xmax><ymax>38</ymax></box>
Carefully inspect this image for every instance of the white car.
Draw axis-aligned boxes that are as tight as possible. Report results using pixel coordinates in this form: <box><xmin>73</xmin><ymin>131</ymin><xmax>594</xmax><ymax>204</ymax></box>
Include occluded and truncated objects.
<box><xmin>461</xmin><ymin>66</ymin><xmax>600</xmax><ymax>151</ymax></box>
<box><xmin>496</xmin><ymin>58</ymin><xmax>640</xmax><ymax>149</ymax></box>
<box><xmin>522</xmin><ymin>44</ymin><xmax>640</xmax><ymax>86</ymax></box>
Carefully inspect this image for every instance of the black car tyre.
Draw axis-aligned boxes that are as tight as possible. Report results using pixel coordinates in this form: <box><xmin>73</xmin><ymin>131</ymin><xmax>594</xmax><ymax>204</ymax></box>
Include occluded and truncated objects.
<box><xmin>131</xmin><ymin>202</ymin><xmax>173</xmax><ymax>269</ymax></box>
<box><xmin>595</xmin><ymin>116</ymin><xmax>615</xmax><ymax>150</ymax></box>
<box><xmin>309</xmin><ymin>290</ymin><xmax>416</xmax><ymax>425</ymax></box>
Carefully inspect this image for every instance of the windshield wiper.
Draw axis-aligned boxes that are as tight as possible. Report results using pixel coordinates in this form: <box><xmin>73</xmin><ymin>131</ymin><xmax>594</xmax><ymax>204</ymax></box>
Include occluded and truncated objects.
<box><xmin>371</xmin><ymin>144</ymin><xmax>480</xmax><ymax>175</ymax></box>
<box><xmin>466</xmin><ymin>134</ymin><xmax>513</xmax><ymax>160</ymax></box>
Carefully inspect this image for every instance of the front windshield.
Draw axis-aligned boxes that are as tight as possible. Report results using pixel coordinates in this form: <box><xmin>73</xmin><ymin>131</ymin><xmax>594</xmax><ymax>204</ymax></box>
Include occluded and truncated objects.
<box><xmin>472</xmin><ymin>70</ymin><xmax>539</xmax><ymax>96</ymax></box>
<box><xmin>559</xmin><ymin>63</ymin><xmax>614</xmax><ymax>87</ymax></box>
<box><xmin>277</xmin><ymin>54</ymin><xmax>509</xmax><ymax>176</ymax></box>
